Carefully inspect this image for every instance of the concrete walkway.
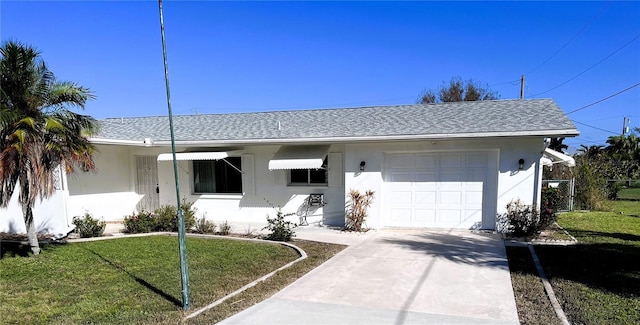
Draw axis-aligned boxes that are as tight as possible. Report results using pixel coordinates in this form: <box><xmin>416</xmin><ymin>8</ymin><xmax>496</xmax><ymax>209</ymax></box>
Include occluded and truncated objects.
<box><xmin>221</xmin><ymin>228</ymin><xmax>519</xmax><ymax>325</ymax></box>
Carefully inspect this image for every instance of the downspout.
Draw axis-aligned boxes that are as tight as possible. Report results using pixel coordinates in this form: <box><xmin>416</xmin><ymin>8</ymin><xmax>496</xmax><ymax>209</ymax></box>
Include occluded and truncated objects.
<box><xmin>534</xmin><ymin>139</ymin><xmax>551</xmax><ymax>211</ymax></box>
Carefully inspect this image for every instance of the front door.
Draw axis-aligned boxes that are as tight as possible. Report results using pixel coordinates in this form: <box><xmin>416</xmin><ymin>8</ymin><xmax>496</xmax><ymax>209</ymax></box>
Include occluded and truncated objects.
<box><xmin>136</xmin><ymin>156</ymin><xmax>160</xmax><ymax>212</ymax></box>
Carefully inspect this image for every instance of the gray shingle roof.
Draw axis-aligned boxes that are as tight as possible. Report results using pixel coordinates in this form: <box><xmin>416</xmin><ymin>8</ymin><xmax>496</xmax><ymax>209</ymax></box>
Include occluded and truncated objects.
<box><xmin>94</xmin><ymin>99</ymin><xmax>578</xmax><ymax>144</ymax></box>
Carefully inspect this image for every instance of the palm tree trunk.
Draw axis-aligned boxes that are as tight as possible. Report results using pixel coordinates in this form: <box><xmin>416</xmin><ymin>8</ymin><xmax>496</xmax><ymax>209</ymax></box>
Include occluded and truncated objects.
<box><xmin>23</xmin><ymin>204</ymin><xmax>41</xmax><ymax>256</ymax></box>
<box><xmin>20</xmin><ymin>178</ymin><xmax>40</xmax><ymax>256</ymax></box>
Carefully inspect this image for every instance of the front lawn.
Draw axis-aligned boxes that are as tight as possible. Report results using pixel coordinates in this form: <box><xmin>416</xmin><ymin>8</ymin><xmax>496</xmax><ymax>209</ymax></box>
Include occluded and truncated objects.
<box><xmin>618</xmin><ymin>186</ymin><xmax>640</xmax><ymax>201</ymax></box>
<box><xmin>509</xmin><ymin>200</ymin><xmax>640</xmax><ymax>325</ymax></box>
<box><xmin>506</xmin><ymin>246</ymin><xmax>561</xmax><ymax>325</ymax></box>
<box><xmin>0</xmin><ymin>235</ymin><xmax>344</xmax><ymax>324</ymax></box>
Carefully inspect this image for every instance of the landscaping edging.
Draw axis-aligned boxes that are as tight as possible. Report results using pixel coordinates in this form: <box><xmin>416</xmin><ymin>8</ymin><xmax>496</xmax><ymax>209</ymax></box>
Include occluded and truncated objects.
<box><xmin>503</xmin><ymin>222</ymin><xmax>578</xmax><ymax>325</ymax></box>
<box><xmin>68</xmin><ymin>232</ymin><xmax>308</xmax><ymax>320</ymax></box>
<box><xmin>503</xmin><ymin>222</ymin><xmax>578</xmax><ymax>247</ymax></box>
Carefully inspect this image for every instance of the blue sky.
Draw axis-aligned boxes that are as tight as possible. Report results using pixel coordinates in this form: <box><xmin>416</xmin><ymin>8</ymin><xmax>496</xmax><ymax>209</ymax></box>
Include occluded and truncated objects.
<box><xmin>2</xmin><ymin>1</ymin><xmax>639</xmax><ymax>152</ymax></box>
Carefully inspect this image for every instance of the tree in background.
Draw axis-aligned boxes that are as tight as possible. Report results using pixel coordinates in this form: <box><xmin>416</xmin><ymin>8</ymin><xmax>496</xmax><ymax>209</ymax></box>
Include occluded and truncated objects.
<box><xmin>577</xmin><ymin>144</ymin><xmax>605</xmax><ymax>160</ymax></box>
<box><xmin>0</xmin><ymin>41</ymin><xmax>97</xmax><ymax>256</ymax></box>
<box><xmin>417</xmin><ymin>77</ymin><xmax>499</xmax><ymax>104</ymax></box>
<box><xmin>573</xmin><ymin>130</ymin><xmax>640</xmax><ymax>209</ymax></box>
<box><xmin>548</xmin><ymin>137</ymin><xmax>568</xmax><ymax>154</ymax></box>
<box><xmin>605</xmin><ymin>129</ymin><xmax>640</xmax><ymax>180</ymax></box>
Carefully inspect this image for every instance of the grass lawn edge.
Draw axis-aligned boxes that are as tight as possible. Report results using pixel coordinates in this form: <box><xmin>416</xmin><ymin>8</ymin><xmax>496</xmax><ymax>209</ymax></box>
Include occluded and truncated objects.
<box><xmin>182</xmin><ymin>236</ymin><xmax>308</xmax><ymax>320</ymax></box>
<box><xmin>70</xmin><ymin>232</ymin><xmax>312</xmax><ymax>321</ymax></box>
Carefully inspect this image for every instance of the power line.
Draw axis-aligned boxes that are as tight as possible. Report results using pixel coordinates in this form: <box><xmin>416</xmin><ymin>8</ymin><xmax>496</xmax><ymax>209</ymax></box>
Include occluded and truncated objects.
<box><xmin>566</xmin><ymin>82</ymin><xmax>640</xmax><ymax>114</ymax></box>
<box><xmin>531</xmin><ymin>33</ymin><xmax>640</xmax><ymax>97</ymax></box>
<box><xmin>572</xmin><ymin>120</ymin><xmax>618</xmax><ymax>134</ymax></box>
<box><xmin>565</xmin><ymin>139</ymin><xmax>609</xmax><ymax>145</ymax></box>
<box><xmin>527</xmin><ymin>0</ymin><xmax>612</xmax><ymax>76</ymax></box>
<box><xmin>583</xmin><ymin>115</ymin><xmax>633</xmax><ymax>123</ymax></box>
<box><xmin>490</xmin><ymin>79</ymin><xmax>520</xmax><ymax>87</ymax></box>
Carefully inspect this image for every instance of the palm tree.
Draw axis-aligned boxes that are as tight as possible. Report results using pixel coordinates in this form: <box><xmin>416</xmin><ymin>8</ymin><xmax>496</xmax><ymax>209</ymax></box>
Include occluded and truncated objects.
<box><xmin>576</xmin><ymin>144</ymin><xmax>604</xmax><ymax>159</ymax></box>
<box><xmin>1</xmin><ymin>41</ymin><xmax>97</xmax><ymax>256</ymax></box>
<box><xmin>548</xmin><ymin>137</ymin><xmax>568</xmax><ymax>153</ymax></box>
<box><xmin>606</xmin><ymin>134</ymin><xmax>639</xmax><ymax>160</ymax></box>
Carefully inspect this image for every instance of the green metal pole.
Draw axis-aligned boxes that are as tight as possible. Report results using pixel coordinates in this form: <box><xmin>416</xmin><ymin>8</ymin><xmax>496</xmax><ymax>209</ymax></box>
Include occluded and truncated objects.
<box><xmin>158</xmin><ymin>0</ymin><xmax>190</xmax><ymax>310</ymax></box>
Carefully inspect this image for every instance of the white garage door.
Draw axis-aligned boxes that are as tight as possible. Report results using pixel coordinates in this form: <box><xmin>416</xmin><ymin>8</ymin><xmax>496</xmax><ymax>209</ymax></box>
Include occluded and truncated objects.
<box><xmin>384</xmin><ymin>152</ymin><xmax>490</xmax><ymax>228</ymax></box>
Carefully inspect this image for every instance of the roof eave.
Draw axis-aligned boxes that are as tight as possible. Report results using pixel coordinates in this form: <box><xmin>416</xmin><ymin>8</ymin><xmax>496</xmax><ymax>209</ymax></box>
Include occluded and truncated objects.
<box><xmin>90</xmin><ymin>129</ymin><xmax>579</xmax><ymax>147</ymax></box>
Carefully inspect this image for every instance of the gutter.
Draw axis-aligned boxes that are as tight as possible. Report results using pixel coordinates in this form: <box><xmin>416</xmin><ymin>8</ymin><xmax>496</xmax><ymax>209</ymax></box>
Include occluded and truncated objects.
<box><xmin>89</xmin><ymin>129</ymin><xmax>580</xmax><ymax>147</ymax></box>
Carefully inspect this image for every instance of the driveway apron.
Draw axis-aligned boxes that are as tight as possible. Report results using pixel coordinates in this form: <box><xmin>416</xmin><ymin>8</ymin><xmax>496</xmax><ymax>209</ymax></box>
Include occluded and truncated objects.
<box><xmin>220</xmin><ymin>229</ymin><xmax>519</xmax><ymax>325</ymax></box>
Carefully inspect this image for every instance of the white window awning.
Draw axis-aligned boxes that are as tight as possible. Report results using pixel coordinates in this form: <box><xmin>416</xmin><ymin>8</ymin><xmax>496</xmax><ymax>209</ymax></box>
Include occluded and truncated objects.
<box><xmin>543</xmin><ymin>148</ymin><xmax>576</xmax><ymax>167</ymax></box>
<box><xmin>268</xmin><ymin>145</ymin><xmax>330</xmax><ymax>170</ymax></box>
<box><xmin>157</xmin><ymin>152</ymin><xmax>229</xmax><ymax>161</ymax></box>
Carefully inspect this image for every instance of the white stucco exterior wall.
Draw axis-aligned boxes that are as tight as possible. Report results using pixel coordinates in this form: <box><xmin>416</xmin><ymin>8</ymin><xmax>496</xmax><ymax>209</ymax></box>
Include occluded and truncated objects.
<box><xmin>344</xmin><ymin>137</ymin><xmax>545</xmax><ymax>230</ymax></box>
<box><xmin>156</xmin><ymin>145</ymin><xmax>347</xmax><ymax>230</ymax></box>
<box><xmin>0</xmin><ymin>167</ymin><xmax>73</xmax><ymax>236</ymax></box>
<box><xmin>67</xmin><ymin>144</ymin><xmax>140</xmax><ymax>221</ymax></box>
<box><xmin>65</xmin><ymin>137</ymin><xmax>546</xmax><ymax>232</ymax></box>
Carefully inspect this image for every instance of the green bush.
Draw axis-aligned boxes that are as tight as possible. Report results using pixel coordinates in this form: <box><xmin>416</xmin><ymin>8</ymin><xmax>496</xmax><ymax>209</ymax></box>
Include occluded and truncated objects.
<box><xmin>123</xmin><ymin>211</ymin><xmax>155</xmax><ymax>233</ymax></box>
<box><xmin>72</xmin><ymin>212</ymin><xmax>106</xmax><ymax>238</ymax></box>
<box><xmin>575</xmin><ymin>160</ymin><xmax>610</xmax><ymax>211</ymax></box>
<box><xmin>606</xmin><ymin>181</ymin><xmax>623</xmax><ymax>200</ymax></box>
<box><xmin>154</xmin><ymin>205</ymin><xmax>178</xmax><ymax>231</ymax></box>
<box><xmin>179</xmin><ymin>199</ymin><xmax>197</xmax><ymax>231</ymax></box>
<box><xmin>541</xmin><ymin>187</ymin><xmax>560</xmax><ymax>212</ymax></box>
<box><xmin>263</xmin><ymin>208</ymin><xmax>296</xmax><ymax>242</ymax></box>
<box><xmin>500</xmin><ymin>199</ymin><xmax>540</xmax><ymax>238</ymax></box>
<box><xmin>122</xmin><ymin>199</ymin><xmax>197</xmax><ymax>233</ymax></box>
<box><xmin>194</xmin><ymin>217</ymin><xmax>216</xmax><ymax>234</ymax></box>
<box><xmin>540</xmin><ymin>187</ymin><xmax>559</xmax><ymax>229</ymax></box>
<box><xmin>218</xmin><ymin>221</ymin><xmax>232</xmax><ymax>236</ymax></box>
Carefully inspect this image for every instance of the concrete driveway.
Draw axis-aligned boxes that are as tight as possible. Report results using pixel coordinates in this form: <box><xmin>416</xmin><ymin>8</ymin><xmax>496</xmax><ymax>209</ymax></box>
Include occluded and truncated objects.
<box><xmin>220</xmin><ymin>229</ymin><xmax>519</xmax><ymax>325</ymax></box>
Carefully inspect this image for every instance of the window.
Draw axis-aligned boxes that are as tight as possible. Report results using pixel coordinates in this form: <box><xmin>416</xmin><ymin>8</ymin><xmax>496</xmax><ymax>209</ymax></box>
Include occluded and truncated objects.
<box><xmin>289</xmin><ymin>158</ymin><xmax>328</xmax><ymax>186</ymax></box>
<box><xmin>193</xmin><ymin>157</ymin><xmax>242</xmax><ymax>194</ymax></box>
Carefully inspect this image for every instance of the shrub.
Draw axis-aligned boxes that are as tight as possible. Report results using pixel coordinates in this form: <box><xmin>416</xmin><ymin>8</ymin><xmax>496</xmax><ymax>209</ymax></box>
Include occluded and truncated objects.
<box><xmin>123</xmin><ymin>211</ymin><xmax>155</xmax><ymax>233</ymax></box>
<box><xmin>575</xmin><ymin>161</ymin><xmax>610</xmax><ymax>211</ymax></box>
<box><xmin>345</xmin><ymin>189</ymin><xmax>375</xmax><ymax>232</ymax></box>
<box><xmin>500</xmin><ymin>199</ymin><xmax>539</xmax><ymax>238</ymax></box>
<box><xmin>179</xmin><ymin>199</ymin><xmax>197</xmax><ymax>231</ymax></box>
<box><xmin>540</xmin><ymin>187</ymin><xmax>559</xmax><ymax>229</ymax></box>
<box><xmin>541</xmin><ymin>187</ymin><xmax>560</xmax><ymax>212</ymax></box>
<box><xmin>72</xmin><ymin>212</ymin><xmax>106</xmax><ymax>238</ymax></box>
<box><xmin>154</xmin><ymin>205</ymin><xmax>178</xmax><ymax>231</ymax></box>
<box><xmin>606</xmin><ymin>181</ymin><xmax>622</xmax><ymax>200</ymax></box>
<box><xmin>263</xmin><ymin>208</ymin><xmax>296</xmax><ymax>242</ymax></box>
<box><xmin>123</xmin><ymin>199</ymin><xmax>197</xmax><ymax>233</ymax></box>
<box><xmin>153</xmin><ymin>200</ymin><xmax>197</xmax><ymax>232</ymax></box>
<box><xmin>194</xmin><ymin>217</ymin><xmax>216</xmax><ymax>234</ymax></box>
<box><xmin>218</xmin><ymin>221</ymin><xmax>232</xmax><ymax>236</ymax></box>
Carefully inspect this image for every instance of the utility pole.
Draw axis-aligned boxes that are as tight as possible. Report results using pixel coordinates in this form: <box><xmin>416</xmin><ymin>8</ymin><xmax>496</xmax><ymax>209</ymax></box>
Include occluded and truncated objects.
<box><xmin>622</xmin><ymin>116</ymin><xmax>630</xmax><ymax>135</ymax></box>
<box><xmin>520</xmin><ymin>74</ymin><xmax>525</xmax><ymax>100</ymax></box>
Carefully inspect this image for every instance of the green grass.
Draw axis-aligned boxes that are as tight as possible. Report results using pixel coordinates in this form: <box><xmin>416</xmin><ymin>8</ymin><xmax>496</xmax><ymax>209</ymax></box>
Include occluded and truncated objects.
<box><xmin>506</xmin><ymin>246</ymin><xmax>561</xmax><ymax>325</ymax></box>
<box><xmin>0</xmin><ymin>235</ymin><xmax>300</xmax><ymax>324</ymax></box>
<box><xmin>618</xmin><ymin>187</ymin><xmax>640</xmax><ymax>200</ymax></box>
<box><xmin>186</xmin><ymin>239</ymin><xmax>347</xmax><ymax>323</ymax></box>
<box><xmin>534</xmin><ymin>200</ymin><xmax>640</xmax><ymax>325</ymax></box>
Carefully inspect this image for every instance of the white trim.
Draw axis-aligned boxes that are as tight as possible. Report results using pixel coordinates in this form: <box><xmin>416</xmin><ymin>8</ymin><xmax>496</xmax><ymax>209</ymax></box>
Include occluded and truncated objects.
<box><xmin>90</xmin><ymin>129</ymin><xmax>579</xmax><ymax>147</ymax></box>
<box><xmin>90</xmin><ymin>138</ymin><xmax>146</xmax><ymax>146</ymax></box>
<box><xmin>157</xmin><ymin>152</ymin><xmax>229</xmax><ymax>161</ymax></box>
<box><xmin>543</xmin><ymin>148</ymin><xmax>575</xmax><ymax>167</ymax></box>
<box><xmin>268</xmin><ymin>145</ymin><xmax>330</xmax><ymax>170</ymax></box>
<box><xmin>541</xmin><ymin>157</ymin><xmax>554</xmax><ymax>166</ymax></box>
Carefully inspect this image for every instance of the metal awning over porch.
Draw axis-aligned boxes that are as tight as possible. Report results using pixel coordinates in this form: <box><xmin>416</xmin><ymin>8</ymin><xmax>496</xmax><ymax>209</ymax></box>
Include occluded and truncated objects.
<box><xmin>543</xmin><ymin>148</ymin><xmax>576</xmax><ymax>167</ymax></box>
<box><xmin>157</xmin><ymin>152</ymin><xmax>229</xmax><ymax>161</ymax></box>
<box><xmin>268</xmin><ymin>145</ymin><xmax>330</xmax><ymax>170</ymax></box>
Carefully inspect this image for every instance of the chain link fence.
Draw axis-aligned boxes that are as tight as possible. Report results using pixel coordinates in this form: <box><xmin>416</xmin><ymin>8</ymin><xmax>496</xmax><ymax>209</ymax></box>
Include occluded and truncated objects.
<box><xmin>542</xmin><ymin>179</ymin><xmax>574</xmax><ymax>211</ymax></box>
